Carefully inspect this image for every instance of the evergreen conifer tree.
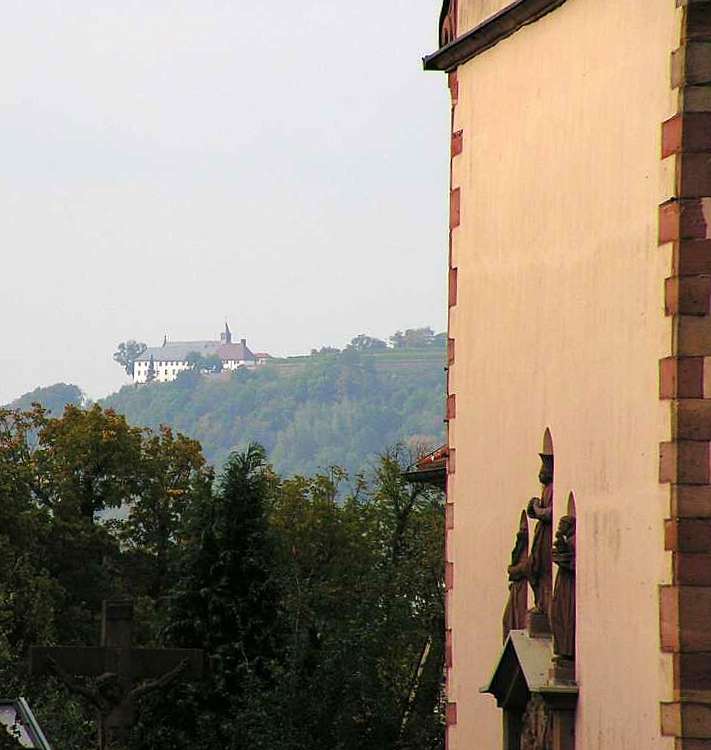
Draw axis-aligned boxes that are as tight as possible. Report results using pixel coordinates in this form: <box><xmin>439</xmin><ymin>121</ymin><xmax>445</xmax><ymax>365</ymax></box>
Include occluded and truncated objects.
<box><xmin>146</xmin><ymin>355</ymin><xmax>156</xmax><ymax>383</ymax></box>
<box><xmin>166</xmin><ymin>443</ymin><xmax>280</xmax><ymax>698</ymax></box>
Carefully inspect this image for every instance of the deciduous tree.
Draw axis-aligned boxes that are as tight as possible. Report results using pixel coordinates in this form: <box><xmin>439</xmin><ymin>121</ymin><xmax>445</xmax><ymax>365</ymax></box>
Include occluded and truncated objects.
<box><xmin>114</xmin><ymin>341</ymin><xmax>148</xmax><ymax>377</ymax></box>
<box><xmin>118</xmin><ymin>426</ymin><xmax>211</xmax><ymax>596</ymax></box>
<box><xmin>36</xmin><ymin>404</ymin><xmax>143</xmax><ymax>521</ymax></box>
<box><xmin>347</xmin><ymin>334</ymin><xmax>387</xmax><ymax>352</ymax></box>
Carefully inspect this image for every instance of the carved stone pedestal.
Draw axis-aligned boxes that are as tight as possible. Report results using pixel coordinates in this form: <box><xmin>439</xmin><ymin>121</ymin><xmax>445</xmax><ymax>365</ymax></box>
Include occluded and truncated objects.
<box><xmin>550</xmin><ymin>657</ymin><xmax>575</xmax><ymax>685</ymax></box>
<box><xmin>482</xmin><ymin>631</ymin><xmax>577</xmax><ymax>750</ymax></box>
<box><xmin>527</xmin><ymin>608</ymin><xmax>551</xmax><ymax>638</ymax></box>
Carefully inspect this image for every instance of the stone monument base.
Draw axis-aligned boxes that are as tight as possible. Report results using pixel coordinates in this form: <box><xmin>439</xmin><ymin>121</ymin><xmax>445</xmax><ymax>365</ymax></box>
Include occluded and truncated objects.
<box><xmin>526</xmin><ymin>608</ymin><xmax>551</xmax><ymax>638</ymax></box>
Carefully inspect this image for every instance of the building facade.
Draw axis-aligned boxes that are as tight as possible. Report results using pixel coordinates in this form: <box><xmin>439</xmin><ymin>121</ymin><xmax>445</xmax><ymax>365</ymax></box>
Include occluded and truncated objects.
<box><xmin>425</xmin><ymin>1</ymin><xmax>711</xmax><ymax>748</ymax></box>
<box><xmin>133</xmin><ymin>324</ymin><xmax>271</xmax><ymax>384</ymax></box>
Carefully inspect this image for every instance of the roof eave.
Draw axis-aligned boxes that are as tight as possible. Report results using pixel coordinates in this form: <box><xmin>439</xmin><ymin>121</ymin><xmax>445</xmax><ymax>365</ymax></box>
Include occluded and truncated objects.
<box><xmin>423</xmin><ymin>0</ymin><xmax>569</xmax><ymax>72</ymax></box>
<box><xmin>401</xmin><ymin>466</ymin><xmax>447</xmax><ymax>490</ymax></box>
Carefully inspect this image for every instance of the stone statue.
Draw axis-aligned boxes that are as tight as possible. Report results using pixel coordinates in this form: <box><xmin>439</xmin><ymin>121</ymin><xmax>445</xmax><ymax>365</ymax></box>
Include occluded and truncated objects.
<box><xmin>526</xmin><ymin>451</ymin><xmax>554</xmax><ymax>623</ymax></box>
<box><xmin>551</xmin><ymin>493</ymin><xmax>576</xmax><ymax>663</ymax></box>
<box><xmin>502</xmin><ymin>510</ymin><xmax>529</xmax><ymax>641</ymax></box>
<box><xmin>31</xmin><ymin>598</ymin><xmax>203</xmax><ymax>750</ymax></box>
<box><xmin>47</xmin><ymin>656</ymin><xmax>189</xmax><ymax>750</ymax></box>
<box><xmin>520</xmin><ymin>694</ymin><xmax>552</xmax><ymax>750</ymax></box>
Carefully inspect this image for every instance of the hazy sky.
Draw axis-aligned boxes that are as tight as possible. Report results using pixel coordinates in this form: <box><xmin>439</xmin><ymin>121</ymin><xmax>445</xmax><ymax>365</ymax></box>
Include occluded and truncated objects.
<box><xmin>1</xmin><ymin>1</ymin><xmax>449</xmax><ymax>403</ymax></box>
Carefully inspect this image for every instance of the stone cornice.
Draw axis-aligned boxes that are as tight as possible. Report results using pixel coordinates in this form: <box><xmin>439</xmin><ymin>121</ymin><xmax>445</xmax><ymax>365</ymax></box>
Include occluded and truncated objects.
<box><xmin>423</xmin><ymin>0</ymin><xmax>569</xmax><ymax>71</ymax></box>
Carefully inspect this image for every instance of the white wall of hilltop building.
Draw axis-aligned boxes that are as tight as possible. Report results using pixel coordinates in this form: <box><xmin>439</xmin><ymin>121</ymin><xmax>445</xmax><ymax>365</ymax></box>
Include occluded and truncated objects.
<box><xmin>133</xmin><ymin>356</ymin><xmax>260</xmax><ymax>384</ymax></box>
<box><xmin>132</xmin><ymin>327</ymin><xmax>265</xmax><ymax>384</ymax></box>
<box><xmin>133</xmin><ymin>359</ymin><xmax>192</xmax><ymax>384</ymax></box>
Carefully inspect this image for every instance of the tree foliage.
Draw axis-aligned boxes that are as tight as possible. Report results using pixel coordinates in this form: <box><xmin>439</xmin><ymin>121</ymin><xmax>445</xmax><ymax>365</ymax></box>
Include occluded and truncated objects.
<box><xmin>347</xmin><ymin>334</ymin><xmax>388</xmax><ymax>352</ymax></box>
<box><xmin>261</xmin><ymin>451</ymin><xmax>445</xmax><ymax>750</ymax></box>
<box><xmin>114</xmin><ymin>341</ymin><xmax>148</xmax><ymax>377</ymax></box>
<box><xmin>146</xmin><ymin>356</ymin><xmax>156</xmax><ymax>383</ymax></box>
<box><xmin>0</xmin><ymin>400</ymin><xmax>444</xmax><ymax>750</ymax></box>
<box><xmin>389</xmin><ymin>327</ymin><xmax>437</xmax><ymax>350</ymax></box>
<box><xmin>185</xmin><ymin>352</ymin><xmax>223</xmax><ymax>374</ymax></box>
<box><xmin>36</xmin><ymin>404</ymin><xmax>143</xmax><ymax>520</ymax></box>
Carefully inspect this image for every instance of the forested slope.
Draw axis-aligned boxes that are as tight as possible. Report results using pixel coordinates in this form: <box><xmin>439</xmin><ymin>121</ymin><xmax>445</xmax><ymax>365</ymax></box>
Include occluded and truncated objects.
<box><xmin>8</xmin><ymin>382</ymin><xmax>83</xmax><ymax>414</ymax></box>
<box><xmin>101</xmin><ymin>349</ymin><xmax>445</xmax><ymax>476</ymax></box>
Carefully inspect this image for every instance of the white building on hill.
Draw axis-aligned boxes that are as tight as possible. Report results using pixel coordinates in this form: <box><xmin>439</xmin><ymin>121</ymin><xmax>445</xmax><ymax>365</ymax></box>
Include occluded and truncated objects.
<box><xmin>133</xmin><ymin>324</ymin><xmax>271</xmax><ymax>384</ymax></box>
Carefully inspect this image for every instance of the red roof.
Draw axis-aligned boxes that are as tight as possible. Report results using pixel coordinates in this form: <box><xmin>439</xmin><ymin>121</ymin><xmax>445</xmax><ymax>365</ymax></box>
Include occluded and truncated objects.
<box><xmin>217</xmin><ymin>342</ymin><xmax>255</xmax><ymax>361</ymax></box>
<box><xmin>415</xmin><ymin>445</ymin><xmax>448</xmax><ymax>470</ymax></box>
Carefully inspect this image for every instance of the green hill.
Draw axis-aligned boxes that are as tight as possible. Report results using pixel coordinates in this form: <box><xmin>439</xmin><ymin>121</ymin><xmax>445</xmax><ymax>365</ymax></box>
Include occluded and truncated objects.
<box><xmin>5</xmin><ymin>348</ymin><xmax>446</xmax><ymax>478</ymax></box>
<box><xmin>101</xmin><ymin>348</ymin><xmax>445</xmax><ymax>476</ymax></box>
<box><xmin>8</xmin><ymin>382</ymin><xmax>84</xmax><ymax>414</ymax></box>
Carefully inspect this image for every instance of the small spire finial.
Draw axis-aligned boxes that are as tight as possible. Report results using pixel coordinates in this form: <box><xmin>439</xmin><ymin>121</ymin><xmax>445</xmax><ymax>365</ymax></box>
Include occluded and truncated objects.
<box><xmin>540</xmin><ymin>427</ymin><xmax>554</xmax><ymax>457</ymax></box>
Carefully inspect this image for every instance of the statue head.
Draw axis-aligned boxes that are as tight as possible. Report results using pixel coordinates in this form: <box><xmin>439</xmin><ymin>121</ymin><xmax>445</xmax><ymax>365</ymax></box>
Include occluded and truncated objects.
<box><xmin>555</xmin><ymin>516</ymin><xmax>575</xmax><ymax>541</ymax></box>
<box><xmin>96</xmin><ymin>672</ymin><xmax>124</xmax><ymax>704</ymax></box>
<box><xmin>553</xmin><ymin>515</ymin><xmax>576</xmax><ymax>561</ymax></box>
<box><xmin>557</xmin><ymin>515</ymin><xmax>575</xmax><ymax>537</ymax></box>
<box><xmin>512</xmin><ymin>510</ymin><xmax>529</xmax><ymax>563</ymax></box>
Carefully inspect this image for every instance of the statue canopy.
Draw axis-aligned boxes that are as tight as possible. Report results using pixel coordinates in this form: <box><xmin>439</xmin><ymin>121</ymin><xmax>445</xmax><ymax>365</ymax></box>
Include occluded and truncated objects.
<box><xmin>480</xmin><ymin>630</ymin><xmax>577</xmax><ymax>712</ymax></box>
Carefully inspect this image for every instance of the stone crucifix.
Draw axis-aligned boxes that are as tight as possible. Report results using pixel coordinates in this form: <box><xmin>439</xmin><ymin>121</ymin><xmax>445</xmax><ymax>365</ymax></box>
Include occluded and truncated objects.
<box><xmin>30</xmin><ymin>599</ymin><xmax>204</xmax><ymax>750</ymax></box>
